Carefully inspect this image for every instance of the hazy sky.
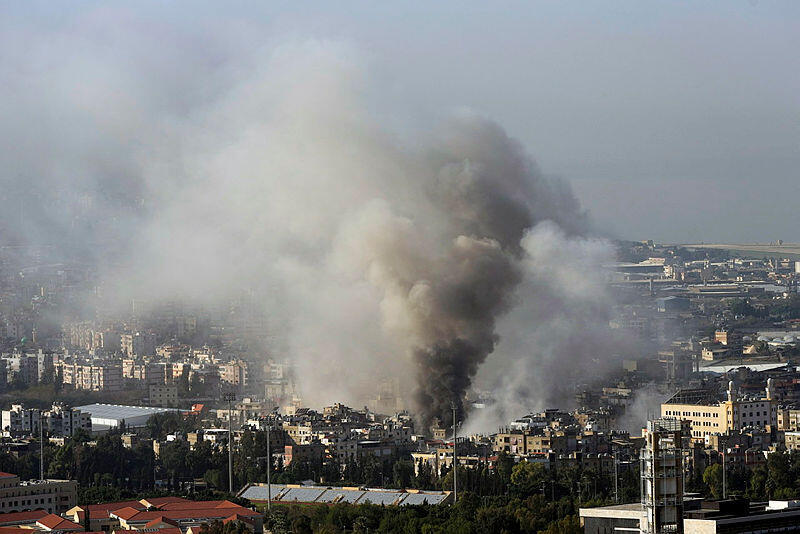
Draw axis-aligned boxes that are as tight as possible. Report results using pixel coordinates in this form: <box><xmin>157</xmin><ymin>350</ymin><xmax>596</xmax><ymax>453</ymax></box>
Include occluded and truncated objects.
<box><xmin>4</xmin><ymin>1</ymin><xmax>799</xmax><ymax>243</ymax></box>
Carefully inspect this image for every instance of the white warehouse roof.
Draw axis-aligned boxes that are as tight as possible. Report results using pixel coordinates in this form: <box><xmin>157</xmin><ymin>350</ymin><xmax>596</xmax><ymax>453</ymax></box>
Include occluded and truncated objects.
<box><xmin>75</xmin><ymin>403</ymin><xmax>180</xmax><ymax>430</ymax></box>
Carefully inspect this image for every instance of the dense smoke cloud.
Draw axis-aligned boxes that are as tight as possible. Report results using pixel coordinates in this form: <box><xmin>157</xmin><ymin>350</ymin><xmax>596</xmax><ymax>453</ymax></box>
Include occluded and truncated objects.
<box><xmin>1</xmin><ymin>8</ymin><xmax>622</xmax><ymax>430</ymax></box>
<box><xmin>464</xmin><ymin>223</ymin><xmax>628</xmax><ymax>432</ymax></box>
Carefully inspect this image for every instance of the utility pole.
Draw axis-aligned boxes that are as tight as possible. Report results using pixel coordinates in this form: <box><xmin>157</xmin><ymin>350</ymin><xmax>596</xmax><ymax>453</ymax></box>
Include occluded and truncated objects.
<box><xmin>722</xmin><ymin>450</ymin><xmax>727</xmax><ymax>499</ymax></box>
<box><xmin>452</xmin><ymin>404</ymin><xmax>457</xmax><ymax>503</ymax></box>
<box><xmin>39</xmin><ymin>409</ymin><xmax>44</xmax><ymax>480</ymax></box>
<box><xmin>613</xmin><ymin>453</ymin><xmax>618</xmax><ymax>503</ymax></box>
<box><xmin>224</xmin><ymin>392</ymin><xmax>236</xmax><ymax>494</ymax></box>
<box><xmin>266</xmin><ymin>420</ymin><xmax>271</xmax><ymax>512</ymax></box>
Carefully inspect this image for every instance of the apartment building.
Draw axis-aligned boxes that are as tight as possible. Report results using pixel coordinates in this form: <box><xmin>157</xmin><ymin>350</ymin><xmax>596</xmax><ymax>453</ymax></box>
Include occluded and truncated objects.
<box><xmin>219</xmin><ymin>360</ymin><xmax>248</xmax><ymax>389</ymax></box>
<box><xmin>492</xmin><ymin>429</ymin><xmax>573</xmax><ymax>455</ymax></box>
<box><xmin>120</xmin><ymin>332</ymin><xmax>156</xmax><ymax>357</ymax></box>
<box><xmin>148</xmin><ymin>384</ymin><xmax>178</xmax><ymax>407</ymax></box>
<box><xmin>0</xmin><ymin>472</ymin><xmax>77</xmax><ymax>514</ymax></box>
<box><xmin>777</xmin><ymin>407</ymin><xmax>800</xmax><ymax>430</ymax></box>
<box><xmin>60</xmin><ymin>361</ymin><xmax>122</xmax><ymax>392</ymax></box>
<box><xmin>660</xmin><ymin>381</ymin><xmax>777</xmax><ymax>442</ymax></box>
<box><xmin>1</xmin><ymin>404</ymin><xmax>91</xmax><ymax>437</ymax></box>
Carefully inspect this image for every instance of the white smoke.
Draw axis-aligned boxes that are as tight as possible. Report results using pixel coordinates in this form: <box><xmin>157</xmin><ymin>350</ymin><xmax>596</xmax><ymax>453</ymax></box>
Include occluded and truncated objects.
<box><xmin>2</xmin><ymin>16</ymin><xmax>627</xmax><ymax>431</ymax></box>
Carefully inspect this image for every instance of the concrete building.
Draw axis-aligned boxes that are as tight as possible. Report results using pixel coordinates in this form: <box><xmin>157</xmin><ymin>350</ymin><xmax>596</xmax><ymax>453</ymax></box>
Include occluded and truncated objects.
<box><xmin>75</xmin><ymin>404</ymin><xmax>180</xmax><ymax>432</ymax></box>
<box><xmin>43</xmin><ymin>404</ymin><xmax>91</xmax><ymax>436</ymax></box>
<box><xmin>1</xmin><ymin>405</ymin><xmax>39</xmax><ymax>436</ymax></box>
<box><xmin>660</xmin><ymin>383</ymin><xmax>776</xmax><ymax>442</ymax></box>
<box><xmin>784</xmin><ymin>431</ymin><xmax>800</xmax><ymax>451</ymax></box>
<box><xmin>148</xmin><ymin>384</ymin><xmax>178</xmax><ymax>407</ymax></box>
<box><xmin>641</xmin><ymin>418</ymin><xmax>687</xmax><ymax>533</ymax></box>
<box><xmin>0</xmin><ymin>472</ymin><xmax>77</xmax><ymax>514</ymax></box>
<box><xmin>120</xmin><ymin>332</ymin><xmax>157</xmax><ymax>357</ymax></box>
<box><xmin>777</xmin><ymin>407</ymin><xmax>800</xmax><ymax>430</ymax></box>
<box><xmin>60</xmin><ymin>361</ymin><xmax>122</xmax><ymax>392</ymax></box>
<box><xmin>3</xmin><ymin>354</ymin><xmax>38</xmax><ymax>385</ymax></box>
<box><xmin>581</xmin><ymin>499</ymin><xmax>800</xmax><ymax>533</ymax></box>
<box><xmin>1</xmin><ymin>404</ymin><xmax>91</xmax><ymax>437</ymax></box>
<box><xmin>219</xmin><ymin>360</ymin><xmax>248</xmax><ymax>390</ymax></box>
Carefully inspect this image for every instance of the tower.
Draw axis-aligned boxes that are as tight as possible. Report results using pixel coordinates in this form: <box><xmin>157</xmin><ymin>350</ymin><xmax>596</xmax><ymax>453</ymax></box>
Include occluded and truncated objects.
<box><xmin>641</xmin><ymin>418</ymin><xmax>686</xmax><ymax>534</ymax></box>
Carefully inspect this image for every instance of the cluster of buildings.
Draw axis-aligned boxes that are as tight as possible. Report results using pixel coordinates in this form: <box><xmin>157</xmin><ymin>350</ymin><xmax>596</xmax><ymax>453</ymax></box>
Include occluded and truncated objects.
<box><xmin>0</xmin><ymin>345</ymin><xmax>296</xmax><ymax>409</ymax></box>
<box><xmin>0</xmin><ymin>495</ymin><xmax>261</xmax><ymax>534</ymax></box>
<box><xmin>0</xmin><ymin>404</ymin><xmax>91</xmax><ymax>437</ymax></box>
<box><xmin>580</xmin><ymin>417</ymin><xmax>800</xmax><ymax>534</ymax></box>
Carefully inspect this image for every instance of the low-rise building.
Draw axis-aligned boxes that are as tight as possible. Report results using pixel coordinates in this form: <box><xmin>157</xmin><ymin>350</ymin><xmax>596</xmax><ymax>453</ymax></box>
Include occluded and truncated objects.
<box><xmin>149</xmin><ymin>384</ymin><xmax>178</xmax><ymax>407</ymax></box>
<box><xmin>1</xmin><ymin>404</ymin><xmax>90</xmax><ymax>437</ymax></box>
<box><xmin>0</xmin><ymin>472</ymin><xmax>77</xmax><ymax>514</ymax></box>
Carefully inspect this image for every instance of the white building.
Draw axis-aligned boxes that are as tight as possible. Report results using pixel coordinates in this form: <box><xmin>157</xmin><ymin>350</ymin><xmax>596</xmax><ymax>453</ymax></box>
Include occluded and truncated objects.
<box><xmin>0</xmin><ymin>472</ymin><xmax>77</xmax><ymax>514</ymax></box>
<box><xmin>74</xmin><ymin>403</ymin><xmax>179</xmax><ymax>432</ymax></box>
<box><xmin>1</xmin><ymin>404</ymin><xmax>91</xmax><ymax>437</ymax></box>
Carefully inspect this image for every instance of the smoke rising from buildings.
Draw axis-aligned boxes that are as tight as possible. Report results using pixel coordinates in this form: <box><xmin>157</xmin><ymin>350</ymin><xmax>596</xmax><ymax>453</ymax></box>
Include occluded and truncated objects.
<box><xmin>1</xmin><ymin>12</ymin><xmax>625</xmax><ymax>430</ymax></box>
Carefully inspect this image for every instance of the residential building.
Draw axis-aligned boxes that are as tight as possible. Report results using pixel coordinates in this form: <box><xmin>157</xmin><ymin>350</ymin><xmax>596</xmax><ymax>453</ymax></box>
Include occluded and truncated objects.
<box><xmin>120</xmin><ymin>332</ymin><xmax>157</xmax><ymax>357</ymax></box>
<box><xmin>219</xmin><ymin>360</ymin><xmax>248</xmax><ymax>389</ymax></box>
<box><xmin>0</xmin><ymin>472</ymin><xmax>77</xmax><ymax>514</ymax></box>
<box><xmin>1</xmin><ymin>404</ymin><xmax>90</xmax><ymax>437</ymax></box>
<box><xmin>660</xmin><ymin>382</ymin><xmax>776</xmax><ymax>442</ymax></box>
<box><xmin>60</xmin><ymin>361</ymin><xmax>122</xmax><ymax>392</ymax></box>
<box><xmin>149</xmin><ymin>384</ymin><xmax>178</xmax><ymax>407</ymax></box>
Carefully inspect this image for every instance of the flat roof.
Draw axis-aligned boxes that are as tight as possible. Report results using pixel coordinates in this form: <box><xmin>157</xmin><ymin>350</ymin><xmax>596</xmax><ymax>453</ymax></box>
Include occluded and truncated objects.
<box><xmin>700</xmin><ymin>363</ymin><xmax>788</xmax><ymax>374</ymax></box>
<box><xmin>579</xmin><ymin>503</ymin><xmax>643</xmax><ymax>519</ymax></box>
<box><xmin>75</xmin><ymin>404</ymin><xmax>179</xmax><ymax>422</ymax></box>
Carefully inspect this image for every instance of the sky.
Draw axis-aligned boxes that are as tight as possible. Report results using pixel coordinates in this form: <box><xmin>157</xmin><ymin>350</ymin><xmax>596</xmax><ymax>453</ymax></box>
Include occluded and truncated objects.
<box><xmin>3</xmin><ymin>0</ymin><xmax>799</xmax><ymax>243</ymax></box>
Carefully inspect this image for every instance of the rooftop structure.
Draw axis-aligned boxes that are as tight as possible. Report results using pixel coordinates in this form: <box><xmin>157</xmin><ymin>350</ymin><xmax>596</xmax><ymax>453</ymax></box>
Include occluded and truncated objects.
<box><xmin>581</xmin><ymin>499</ymin><xmax>800</xmax><ymax>534</ymax></box>
<box><xmin>239</xmin><ymin>483</ymin><xmax>451</xmax><ymax>506</ymax></box>
<box><xmin>74</xmin><ymin>404</ymin><xmax>180</xmax><ymax>431</ymax></box>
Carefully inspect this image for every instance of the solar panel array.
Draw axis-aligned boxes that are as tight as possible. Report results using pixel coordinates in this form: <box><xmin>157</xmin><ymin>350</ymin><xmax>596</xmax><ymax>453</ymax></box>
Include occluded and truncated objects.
<box><xmin>240</xmin><ymin>484</ymin><xmax>449</xmax><ymax>506</ymax></box>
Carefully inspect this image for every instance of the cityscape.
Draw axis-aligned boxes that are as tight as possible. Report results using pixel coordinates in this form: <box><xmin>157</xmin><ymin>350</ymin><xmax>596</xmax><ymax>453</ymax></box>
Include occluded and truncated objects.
<box><xmin>2</xmin><ymin>2</ymin><xmax>799</xmax><ymax>534</ymax></box>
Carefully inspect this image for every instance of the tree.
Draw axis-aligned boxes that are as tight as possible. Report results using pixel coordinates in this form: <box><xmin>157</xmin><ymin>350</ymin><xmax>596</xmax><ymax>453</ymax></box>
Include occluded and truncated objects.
<box><xmin>703</xmin><ymin>464</ymin><xmax>723</xmax><ymax>499</ymax></box>
<box><xmin>540</xmin><ymin>515</ymin><xmax>582</xmax><ymax>534</ymax></box>
<box><xmin>510</xmin><ymin>460</ymin><xmax>548</xmax><ymax>497</ymax></box>
<box><xmin>392</xmin><ymin>460</ymin><xmax>413</xmax><ymax>489</ymax></box>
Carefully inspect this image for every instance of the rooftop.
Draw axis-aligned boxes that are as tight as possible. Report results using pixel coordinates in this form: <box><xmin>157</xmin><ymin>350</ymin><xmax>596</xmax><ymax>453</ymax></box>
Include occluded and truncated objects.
<box><xmin>74</xmin><ymin>404</ymin><xmax>179</xmax><ymax>421</ymax></box>
<box><xmin>664</xmin><ymin>389</ymin><xmax>719</xmax><ymax>406</ymax></box>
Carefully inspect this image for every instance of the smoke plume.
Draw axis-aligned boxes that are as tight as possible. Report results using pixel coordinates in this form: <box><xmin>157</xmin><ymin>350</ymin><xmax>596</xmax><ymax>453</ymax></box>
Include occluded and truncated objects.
<box><xmin>1</xmin><ymin>9</ymin><xmax>620</xmax><ymax>431</ymax></box>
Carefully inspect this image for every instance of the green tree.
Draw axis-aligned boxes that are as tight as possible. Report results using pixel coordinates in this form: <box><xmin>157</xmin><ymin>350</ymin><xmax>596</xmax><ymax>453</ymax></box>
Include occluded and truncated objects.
<box><xmin>510</xmin><ymin>460</ymin><xmax>548</xmax><ymax>497</ymax></box>
<box><xmin>703</xmin><ymin>464</ymin><xmax>723</xmax><ymax>499</ymax></box>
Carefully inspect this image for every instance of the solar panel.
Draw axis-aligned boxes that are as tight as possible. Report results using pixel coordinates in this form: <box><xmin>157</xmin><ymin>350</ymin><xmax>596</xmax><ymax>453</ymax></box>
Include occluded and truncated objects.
<box><xmin>279</xmin><ymin>488</ymin><xmax>326</xmax><ymax>502</ymax></box>
<box><xmin>356</xmin><ymin>491</ymin><xmax>403</xmax><ymax>506</ymax></box>
<box><xmin>240</xmin><ymin>485</ymin><xmax>286</xmax><ymax>501</ymax></box>
<box><xmin>315</xmin><ymin>489</ymin><xmax>364</xmax><ymax>504</ymax></box>
<box><xmin>401</xmin><ymin>493</ymin><xmax>448</xmax><ymax>505</ymax></box>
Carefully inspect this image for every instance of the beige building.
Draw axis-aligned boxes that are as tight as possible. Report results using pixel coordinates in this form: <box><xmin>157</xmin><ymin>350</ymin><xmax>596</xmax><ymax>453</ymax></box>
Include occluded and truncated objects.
<box><xmin>777</xmin><ymin>408</ymin><xmax>800</xmax><ymax>431</ymax></box>
<box><xmin>149</xmin><ymin>384</ymin><xmax>178</xmax><ymax>407</ymax></box>
<box><xmin>661</xmin><ymin>383</ymin><xmax>776</xmax><ymax>442</ymax></box>
<box><xmin>219</xmin><ymin>360</ymin><xmax>248</xmax><ymax>389</ymax></box>
<box><xmin>492</xmin><ymin>430</ymin><xmax>572</xmax><ymax>455</ymax></box>
<box><xmin>0</xmin><ymin>472</ymin><xmax>77</xmax><ymax>514</ymax></box>
<box><xmin>60</xmin><ymin>362</ymin><xmax>122</xmax><ymax>392</ymax></box>
<box><xmin>785</xmin><ymin>431</ymin><xmax>800</xmax><ymax>451</ymax></box>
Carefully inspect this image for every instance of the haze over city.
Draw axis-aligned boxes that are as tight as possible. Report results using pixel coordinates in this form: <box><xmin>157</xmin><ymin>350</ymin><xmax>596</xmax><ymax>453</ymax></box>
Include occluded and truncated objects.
<box><xmin>0</xmin><ymin>2</ymin><xmax>799</xmax><ymax>533</ymax></box>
